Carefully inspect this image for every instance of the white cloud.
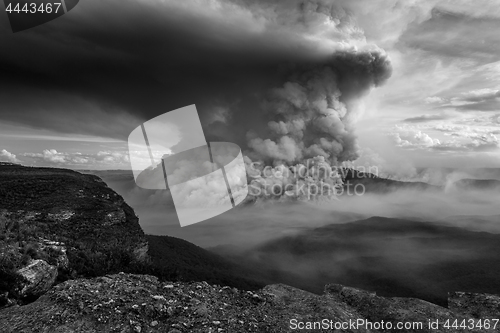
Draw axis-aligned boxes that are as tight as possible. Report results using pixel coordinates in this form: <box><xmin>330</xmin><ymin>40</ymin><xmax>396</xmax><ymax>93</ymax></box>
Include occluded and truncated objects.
<box><xmin>424</xmin><ymin>96</ymin><xmax>445</xmax><ymax>104</ymax></box>
<box><xmin>22</xmin><ymin>149</ymin><xmax>132</xmax><ymax>169</ymax></box>
<box><xmin>391</xmin><ymin>128</ymin><xmax>440</xmax><ymax>149</ymax></box>
<box><xmin>0</xmin><ymin>149</ymin><xmax>20</xmax><ymax>163</ymax></box>
<box><xmin>45</xmin><ymin>149</ymin><xmax>66</xmax><ymax>163</ymax></box>
<box><xmin>461</xmin><ymin>88</ymin><xmax>499</xmax><ymax>98</ymax></box>
<box><xmin>390</xmin><ymin>125</ymin><xmax>499</xmax><ymax>152</ymax></box>
<box><xmin>96</xmin><ymin>151</ymin><xmax>131</xmax><ymax>165</ymax></box>
<box><xmin>431</xmin><ymin>133</ymin><xmax>499</xmax><ymax>152</ymax></box>
<box><xmin>24</xmin><ymin>149</ymin><xmax>66</xmax><ymax>163</ymax></box>
<box><xmin>454</xmin><ymin>113</ymin><xmax>500</xmax><ymax>127</ymax></box>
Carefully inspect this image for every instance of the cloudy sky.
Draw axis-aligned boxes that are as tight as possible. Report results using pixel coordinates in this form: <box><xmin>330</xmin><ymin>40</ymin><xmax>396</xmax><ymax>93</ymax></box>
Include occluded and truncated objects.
<box><xmin>0</xmin><ymin>0</ymin><xmax>499</xmax><ymax>173</ymax></box>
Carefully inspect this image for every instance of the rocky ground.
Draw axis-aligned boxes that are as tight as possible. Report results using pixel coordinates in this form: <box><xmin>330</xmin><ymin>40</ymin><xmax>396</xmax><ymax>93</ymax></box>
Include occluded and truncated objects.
<box><xmin>1</xmin><ymin>273</ymin><xmax>499</xmax><ymax>333</ymax></box>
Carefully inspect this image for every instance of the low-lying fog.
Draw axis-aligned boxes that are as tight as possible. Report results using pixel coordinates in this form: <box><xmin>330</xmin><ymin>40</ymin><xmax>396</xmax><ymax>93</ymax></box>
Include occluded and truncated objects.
<box><xmin>89</xmin><ymin>169</ymin><xmax>500</xmax><ymax>248</ymax></box>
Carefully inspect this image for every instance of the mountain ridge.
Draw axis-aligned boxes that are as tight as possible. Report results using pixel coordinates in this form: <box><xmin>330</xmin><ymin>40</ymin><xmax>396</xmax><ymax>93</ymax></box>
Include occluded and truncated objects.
<box><xmin>212</xmin><ymin>216</ymin><xmax>500</xmax><ymax>306</ymax></box>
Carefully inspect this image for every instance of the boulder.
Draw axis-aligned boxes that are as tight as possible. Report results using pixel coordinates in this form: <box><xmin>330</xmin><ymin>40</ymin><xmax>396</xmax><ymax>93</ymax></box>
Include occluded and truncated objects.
<box><xmin>17</xmin><ymin>260</ymin><xmax>58</xmax><ymax>298</ymax></box>
<box><xmin>133</xmin><ymin>241</ymin><xmax>149</xmax><ymax>262</ymax></box>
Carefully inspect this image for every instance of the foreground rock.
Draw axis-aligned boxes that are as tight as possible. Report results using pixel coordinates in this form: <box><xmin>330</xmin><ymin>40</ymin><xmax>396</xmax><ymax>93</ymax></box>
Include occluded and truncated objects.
<box><xmin>449</xmin><ymin>292</ymin><xmax>500</xmax><ymax>319</ymax></box>
<box><xmin>0</xmin><ymin>273</ymin><xmax>498</xmax><ymax>333</ymax></box>
<box><xmin>16</xmin><ymin>260</ymin><xmax>58</xmax><ymax>299</ymax></box>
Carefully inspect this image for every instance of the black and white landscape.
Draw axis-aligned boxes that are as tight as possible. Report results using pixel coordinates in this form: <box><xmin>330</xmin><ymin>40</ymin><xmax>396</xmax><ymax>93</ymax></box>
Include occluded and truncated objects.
<box><xmin>1</xmin><ymin>1</ymin><xmax>500</xmax><ymax>332</ymax></box>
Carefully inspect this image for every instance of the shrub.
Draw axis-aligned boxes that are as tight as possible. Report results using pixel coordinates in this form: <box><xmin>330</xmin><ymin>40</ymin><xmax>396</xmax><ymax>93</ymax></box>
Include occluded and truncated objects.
<box><xmin>0</xmin><ymin>260</ymin><xmax>26</xmax><ymax>300</ymax></box>
<box><xmin>25</xmin><ymin>246</ymin><xmax>39</xmax><ymax>259</ymax></box>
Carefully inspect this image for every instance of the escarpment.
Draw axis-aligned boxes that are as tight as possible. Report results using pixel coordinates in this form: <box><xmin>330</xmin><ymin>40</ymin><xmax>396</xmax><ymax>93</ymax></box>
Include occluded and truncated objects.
<box><xmin>0</xmin><ymin>164</ymin><xmax>148</xmax><ymax>307</ymax></box>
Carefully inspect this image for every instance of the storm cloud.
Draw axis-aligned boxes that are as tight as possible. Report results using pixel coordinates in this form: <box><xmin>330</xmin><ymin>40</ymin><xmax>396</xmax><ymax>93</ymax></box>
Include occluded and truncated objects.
<box><xmin>0</xmin><ymin>0</ymin><xmax>391</xmax><ymax>159</ymax></box>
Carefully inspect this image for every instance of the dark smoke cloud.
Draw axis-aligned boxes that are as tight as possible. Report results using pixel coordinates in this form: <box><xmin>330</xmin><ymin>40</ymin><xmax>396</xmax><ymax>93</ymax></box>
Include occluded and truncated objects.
<box><xmin>232</xmin><ymin>49</ymin><xmax>391</xmax><ymax>202</ymax></box>
<box><xmin>1</xmin><ymin>0</ymin><xmax>393</xmax><ymax>205</ymax></box>
<box><xmin>245</xmin><ymin>51</ymin><xmax>391</xmax><ymax>165</ymax></box>
<box><xmin>0</xmin><ymin>0</ymin><xmax>390</xmax><ymax>158</ymax></box>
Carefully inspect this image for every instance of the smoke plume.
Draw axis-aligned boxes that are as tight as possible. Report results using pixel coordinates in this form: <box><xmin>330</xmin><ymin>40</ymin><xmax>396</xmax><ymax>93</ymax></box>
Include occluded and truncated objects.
<box><xmin>246</xmin><ymin>51</ymin><xmax>391</xmax><ymax>166</ymax></box>
<box><xmin>238</xmin><ymin>50</ymin><xmax>391</xmax><ymax>201</ymax></box>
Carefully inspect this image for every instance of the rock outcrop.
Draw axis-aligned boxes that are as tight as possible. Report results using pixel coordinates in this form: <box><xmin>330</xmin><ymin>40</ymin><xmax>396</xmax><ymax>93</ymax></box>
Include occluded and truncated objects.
<box><xmin>449</xmin><ymin>292</ymin><xmax>500</xmax><ymax>319</ymax></box>
<box><xmin>16</xmin><ymin>260</ymin><xmax>58</xmax><ymax>299</ymax></box>
<box><xmin>0</xmin><ymin>165</ymin><xmax>149</xmax><ymax>307</ymax></box>
<box><xmin>37</xmin><ymin>238</ymin><xmax>69</xmax><ymax>270</ymax></box>
<box><xmin>0</xmin><ymin>273</ymin><xmax>498</xmax><ymax>333</ymax></box>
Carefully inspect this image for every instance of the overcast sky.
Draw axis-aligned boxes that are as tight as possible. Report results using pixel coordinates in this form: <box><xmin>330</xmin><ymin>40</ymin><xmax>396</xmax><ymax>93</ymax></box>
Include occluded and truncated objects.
<box><xmin>0</xmin><ymin>0</ymin><xmax>499</xmax><ymax>173</ymax></box>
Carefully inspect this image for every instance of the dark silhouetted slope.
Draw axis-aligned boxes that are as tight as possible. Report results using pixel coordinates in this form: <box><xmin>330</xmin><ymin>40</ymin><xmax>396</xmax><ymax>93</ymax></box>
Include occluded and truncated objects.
<box><xmin>341</xmin><ymin>169</ymin><xmax>441</xmax><ymax>194</ymax></box>
<box><xmin>215</xmin><ymin>216</ymin><xmax>500</xmax><ymax>306</ymax></box>
<box><xmin>146</xmin><ymin>235</ymin><xmax>266</xmax><ymax>290</ymax></box>
<box><xmin>452</xmin><ymin>179</ymin><xmax>500</xmax><ymax>191</ymax></box>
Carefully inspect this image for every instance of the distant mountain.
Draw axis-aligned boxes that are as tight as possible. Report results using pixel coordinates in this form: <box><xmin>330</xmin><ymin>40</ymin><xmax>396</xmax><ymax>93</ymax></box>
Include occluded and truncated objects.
<box><xmin>214</xmin><ymin>216</ymin><xmax>500</xmax><ymax>306</ymax></box>
<box><xmin>0</xmin><ymin>162</ymin><xmax>21</xmax><ymax>166</ymax></box>
<box><xmin>79</xmin><ymin>169</ymin><xmax>135</xmax><ymax>181</ymax></box>
<box><xmin>81</xmin><ymin>168</ymin><xmax>500</xmax><ymax>197</ymax></box>
<box><xmin>82</xmin><ymin>168</ymin><xmax>500</xmax><ymax>202</ymax></box>
<box><xmin>341</xmin><ymin>169</ymin><xmax>441</xmax><ymax>194</ymax></box>
<box><xmin>414</xmin><ymin>167</ymin><xmax>500</xmax><ymax>182</ymax></box>
<box><xmin>451</xmin><ymin>178</ymin><xmax>500</xmax><ymax>191</ymax></box>
<box><xmin>440</xmin><ymin>214</ymin><xmax>500</xmax><ymax>234</ymax></box>
<box><xmin>79</xmin><ymin>169</ymin><xmax>137</xmax><ymax>195</ymax></box>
